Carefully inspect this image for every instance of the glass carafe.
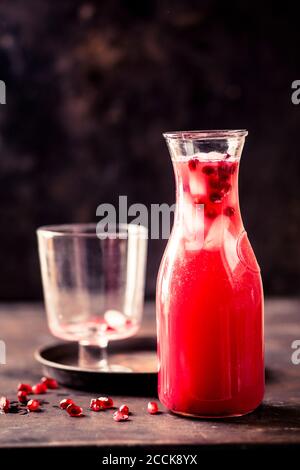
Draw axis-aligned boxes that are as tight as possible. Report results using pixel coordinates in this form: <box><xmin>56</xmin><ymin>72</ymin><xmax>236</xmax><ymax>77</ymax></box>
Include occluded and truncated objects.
<box><xmin>156</xmin><ymin>130</ymin><xmax>264</xmax><ymax>418</ymax></box>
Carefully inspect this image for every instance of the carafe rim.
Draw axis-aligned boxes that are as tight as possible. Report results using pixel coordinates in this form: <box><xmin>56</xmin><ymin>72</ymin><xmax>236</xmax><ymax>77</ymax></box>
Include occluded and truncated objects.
<box><xmin>163</xmin><ymin>129</ymin><xmax>248</xmax><ymax>141</ymax></box>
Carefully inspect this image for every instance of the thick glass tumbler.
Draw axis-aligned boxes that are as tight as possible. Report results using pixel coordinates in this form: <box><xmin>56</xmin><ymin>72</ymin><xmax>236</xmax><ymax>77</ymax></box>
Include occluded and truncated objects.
<box><xmin>37</xmin><ymin>223</ymin><xmax>147</xmax><ymax>370</ymax></box>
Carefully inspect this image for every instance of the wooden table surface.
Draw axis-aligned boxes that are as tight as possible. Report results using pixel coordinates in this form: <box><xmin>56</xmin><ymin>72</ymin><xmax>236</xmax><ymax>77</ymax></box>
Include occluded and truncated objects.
<box><xmin>0</xmin><ymin>299</ymin><xmax>299</xmax><ymax>459</ymax></box>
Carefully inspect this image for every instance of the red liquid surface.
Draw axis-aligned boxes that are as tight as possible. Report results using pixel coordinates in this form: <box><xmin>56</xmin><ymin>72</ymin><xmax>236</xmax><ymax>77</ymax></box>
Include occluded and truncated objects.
<box><xmin>156</xmin><ymin>157</ymin><xmax>264</xmax><ymax>417</ymax></box>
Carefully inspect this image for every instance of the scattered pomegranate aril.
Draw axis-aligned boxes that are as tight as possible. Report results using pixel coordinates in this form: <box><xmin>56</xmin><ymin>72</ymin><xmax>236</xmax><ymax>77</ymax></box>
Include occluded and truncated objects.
<box><xmin>66</xmin><ymin>404</ymin><xmax>83</xmax><ymax>417</ymax></box>
<box><xmin>32</xmin><ymin>383</ymin><xmax>47</xmax><ymax>394</ymax></box>
<box><xmin>41</xmin><ymin>377</ymin><xmax>58</xmax><ymax>389</ymax></box>
<box><xmin>202</xmin><ymin>165</ymin><xmax>215</xmax><ymax>175</ymax></box>
<box><xmin>27</xmin><ymin>399</ymin><xmax>40</xmax><ymax>412</ymax></box>
<box><xmin>97</xmin><ymin>396</ymin><xmax>113</xmax><ymax>409</ymax></box>
<box><xmin>59</xmin><ymin>398</ymin><xmax>74</xmax><ymax>410</ymax></box>
<box><xmin>18</xmin><ymin>383</ymin><xmax>32</xmax><ymax>394</ymax></box>
<box><xmin>224</xmin><ymin>206</ymin><xmax>235</xmax><ymax>217</ymax></box>
<box><xmin>147</xmin><ymin>401</ymin><xmax>159</xmax><ymax>414</ymax></box>
<box><xmin>18</xmin><ymin>391</ymin><xmax>28</xmax><ymax>404</ymax></box>
<box><xmin>188</xmin><ymin>158</ymin><xmax>198</xmax><ymax>171</ymax></box>
<box><xmin>113</xmin><ymin>410</ymin><xmax>129</xmax><ymax>422</ymax></box>
<box><xmin>225</xmin><ymin>153</ymin><xmax>231</xmax><ymax>159</ymax></box>
<box><xmin>90</xmin><ymin>403</ymin><xmax>101</xmax><ymax>412</ymax></box>
<box><xmin>210</xmin><ymin>192</ymin><xmax>223</xmax><ymax>203</ymax></box>
<box><xmin>0</xmin><ymin>396</ymin><xmax>10</xmax><ymax>412</ymax></box>
<box><xmin>90</xmin><ymin>399</ymin><xmax>101</xmax><ymax>412</ymax></box>
<box><xmin>119</xmin><ymin>404</ymin><xmax>129</xmax><ymax>415</ymax></box>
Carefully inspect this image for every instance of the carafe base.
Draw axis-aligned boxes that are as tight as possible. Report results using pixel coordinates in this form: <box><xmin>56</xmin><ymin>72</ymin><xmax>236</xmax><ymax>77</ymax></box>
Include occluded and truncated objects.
<box><xmin>170</xmin><ymin>404</ymin><xmax>261</xmax><ymax>419</ymax></box>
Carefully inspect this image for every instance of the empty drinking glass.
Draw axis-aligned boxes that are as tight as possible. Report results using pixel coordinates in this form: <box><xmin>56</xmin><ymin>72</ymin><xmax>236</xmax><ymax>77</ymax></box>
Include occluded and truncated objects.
<box><xmin>37</xmin><ymin>223</ymin><xmax>148</xmax><ymax>370</ymax></box>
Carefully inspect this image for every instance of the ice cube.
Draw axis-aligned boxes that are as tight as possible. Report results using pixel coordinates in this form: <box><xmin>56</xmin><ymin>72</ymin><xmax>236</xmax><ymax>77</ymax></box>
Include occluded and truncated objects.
<box><xmin>185</xmin><ymin>239</ymin><xmax>204</xmax><ymax>251</ymax></box>
<box><xmin>203</xmin><ymin>215</ymin><xmax>230</xmax><ymax>251</ymax></box>
<box><xmin>189</xmin><ymin>172</ymin><xmax>205</xmax><ymax>196</ymax></box>
<box><xmin>223</xmin><ymin>228</ymin><xmax>239</xmax><ymax>271</ymax></box>
<box><xmin>182</xmin><ymin>194</ymin><xmax>204</xmax><ymax>242</ymax></box>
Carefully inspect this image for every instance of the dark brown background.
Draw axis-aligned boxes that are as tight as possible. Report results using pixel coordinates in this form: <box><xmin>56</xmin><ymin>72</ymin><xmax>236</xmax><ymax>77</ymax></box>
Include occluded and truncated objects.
<box><xmin>0</xmin><ymin>0</ymin><xmax>299</xmax><ymax>299</ymax></box>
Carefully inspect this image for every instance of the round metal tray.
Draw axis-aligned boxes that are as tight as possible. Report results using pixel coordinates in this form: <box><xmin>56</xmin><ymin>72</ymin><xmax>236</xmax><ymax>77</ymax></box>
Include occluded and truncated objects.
<box><xmin>35</xmin><ymin>336</ymin><xmax>158</xmax><ymax>395</ymax></box>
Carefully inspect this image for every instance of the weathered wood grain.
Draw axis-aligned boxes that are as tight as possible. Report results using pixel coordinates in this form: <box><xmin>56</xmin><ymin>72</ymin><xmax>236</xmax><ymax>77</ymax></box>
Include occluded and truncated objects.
<box><xmin>0</xmin><ymin>299</ymin><xmax>299</xmax><ymax>451</ymax></box>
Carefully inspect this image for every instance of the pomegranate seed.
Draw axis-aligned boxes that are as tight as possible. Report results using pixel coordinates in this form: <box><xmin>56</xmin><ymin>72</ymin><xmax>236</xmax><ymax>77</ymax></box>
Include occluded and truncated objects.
<box><xmin>219</xmin><ymin>172</ymin><xmax>230</xmax><ymax>182</ymax></box>
<box><xmin>225</xmin><ymin>153</ymin><xmax>231</xmax><ymax>159</ymax></box>
<box><xmin>219</xmin><ymin>161</ymin><xmax>237</xmax><ymax>175</ymax></box>
<box><xmin>222</xmin><ymin>182</ymin><xmax>231</xmax><ymax>194</ymax></box>
<box><xmin>18</xmin><ymin>391</ymin><xmax>28</xmax><ymax>404</ymax></box>
<box><xmin>225</xmin><ymin>206</ymin><xmax>235</xmax><ymax>217</ymax></box>
<box><xmin>90</xmin><ymin>403</ymin><xmax>101</xmax><ymax>412</ymax></box>
<box><xmin>202</xmin><ymin>165</ymin><xmax>215</xmax><ymax>175</ymax></box>
<box><xmin>96</xmin><ymin>396</ymin><xmax>113</xmax><ymax>409</ymax></box>
<box><xmin>210</xmin><ymin>192</ymin><xmax>223</xmax><ymax>203</ymax></box>
<box><xmin>27</xmin><ymin>399</ymin><xmax>40</xmax><ymax>412</ymax></box>
<box><xmin>66</xmin><ymin>404</ymin><xmax>83</xmax><ymax>417</ymax></box>
<box><xmin>119</xmin><ymin>404</ymin><xmax>129</xmax><ymax>415</ymax></box>
<box><xmin>18</xmin><ymin>383</ymin><xmax>32</xmax><ymax>394</ymax></box>
<box><xmin>205</xmin><ymin>208</ymin><xmax>217</xmax><ymax>219</ymax></box>
<box><xmin>105</xmin><ymin>325</ymin><xmax>115</xmax><ymax>332</ymax></box>
<box><xmin>41</xmin><ymin>376</ymin><xmax>58</xmax><ymax>389</ymax></box>
<box><xmin>188</xmin><ymin>158</ymin><xmax>198</xmax><ymax>171</ymax></box>
<box><xmin>209</xmin><ymin>176</ymin><xmax>222</xmax><ymax>189</ymax></box>
<box><xmin>147</xmin><ymin>401</ymin><xmax>159</xmax><ymax>414</ymax></box>
<box><xmin>59</xmin><ymin>398</ymin><xmax>74</xmax><ymax>410</ymax></box>
<box><xmin>32</xmin><ymin>383</ymin><xmax>47</xmax><ymax>394</ymax></box>
<box><xmin>90</xmin><ymin>399</ymin><xmax>101</xmax><ymax>412</ymax></box>
<box><xmin>230</xmin><ymin>162</ymin><xmax>238</xmax><ymax>174</ymax></box>
<box><xmin>218</xmin><ymin>162</ymin><xmax>231</xmax><ymax>175</ymax></box>
<box><xmin>0</xmin><ymin>396</ymin><xmax>10</xmax><ymax>412</ymax></box>
<box><xmin>113</xmin><ymin>410</ymin><xmax>128</xmax><ymax>422</ymax></box>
